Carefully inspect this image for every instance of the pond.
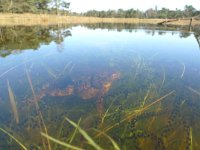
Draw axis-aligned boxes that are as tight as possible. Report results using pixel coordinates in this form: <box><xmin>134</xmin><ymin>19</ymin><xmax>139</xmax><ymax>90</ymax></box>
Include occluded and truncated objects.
<box><xmin>0</xmin><ymin>24</ymin><xmax>200</xmax><ymax>150</ymax></box>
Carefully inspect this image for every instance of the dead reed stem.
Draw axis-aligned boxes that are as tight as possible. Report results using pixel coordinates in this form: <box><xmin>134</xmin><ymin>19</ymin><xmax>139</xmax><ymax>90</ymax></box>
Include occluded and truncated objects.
<box><xmin>187</xmin><ymin>86</ymin><xmax>200</xmax><ymax>96</ymax></box>
<box><xmin>25</xmin><ymin>68</ymin><xmax>52</xmax><ymax>150</ymax></box>
<box><xmin>180</xmin><ymin>62</ymin><xmax>186</xmax><ymax>79</ymax></box>
<box><xmin>7</xmin><ymin>80</ymin><xmax>19</xmax><ymax>124</ymax></box>
<box><xmin>161</xmin><ymin>69</ymin><xmax>166</xmax><ymax>88</ymax></box>
<box><xmin>190</xmin><ymin>127</ymin><xmax>193</xmax><ymax>150</ymax></box>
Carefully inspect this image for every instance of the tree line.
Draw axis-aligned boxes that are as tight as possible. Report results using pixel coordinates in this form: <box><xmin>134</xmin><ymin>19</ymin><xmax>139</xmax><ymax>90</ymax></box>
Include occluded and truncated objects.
<box><xmin>78</xmin><ymin>5</ymin><xmax>199</xmax><ymax>19</ymax></box>
<box><xmin>0</xmin><ymin>0</ymin><xmax>70</xmax><ymax>14</ymax></box>
<box><xmin>0</xmin><ymin>1</ymin><xmax>199</xmax><ymax>19</ymax></box>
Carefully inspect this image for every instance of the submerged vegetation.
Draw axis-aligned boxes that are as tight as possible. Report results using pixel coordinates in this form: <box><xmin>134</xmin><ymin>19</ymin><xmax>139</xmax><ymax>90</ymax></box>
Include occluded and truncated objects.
<box><xmin>7</xmin><ymin>80</ymin><xmax>19</xmax><ymax>124</ymax></box>
<box><xmin>0</xmin><ymin>127</ymin><xmax>27</xmax><ymax>150</ymax></box>
<box><xmin>0</xmin><ymin>24</ymin><xmax>200</xmax><ymax>149</ymax></box>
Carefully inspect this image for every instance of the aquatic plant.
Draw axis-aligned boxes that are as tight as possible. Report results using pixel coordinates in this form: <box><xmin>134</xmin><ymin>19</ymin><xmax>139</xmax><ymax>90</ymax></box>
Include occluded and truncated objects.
<box><xmin>42</xmin><ymin>60</ymin><xmax>74</xmax><ymax>81</ymax></box>
<box><xmin>93</xmin><ymin>129</ymin><xmax>120</xmax><ymax>150</ymax></box>
<box><xmin>25</xmin><ymin>68</ymin><xmax>52</xmax><ymax>150</ymax></box>
<box><xmin>69</xmin><ymin>118</ymin><xmax>82</xmax><ymax>144</ymax></box>
<box><xmin>41</xmin><ymin>132</ymin><xmax>84</xmax><ymax>150</ymax></box>
<box><xmin>187</xmin><ymin>86</ymin><xmax>200</xmax><ymax>96</ymax></box>
<box><xmin>190</xmin><ymin>127</ymin><xmax>193</xmax><ymax>150</ymax></box>
<box><xmin>140</xmin><ymin>89</ymin><xmax>150</xmax><ymax>108</ymax></box>
<box><xmin>97</xmin><ymin>90</ymin><xmax>175</xmax><ymax>137</ymax></box>
<box><xmin>0</xmin><ymin>127</ymin><xmax>27</xmax><ymax>150</ymax></box>
<box><xmin>41</xmin><ymin>62</ymin><xmax>59</xmax><ymax>79</ymax></box>
<box><xmin>101</xmin><ymin>97</ymin><xmax>117</xmax><ymax>126</ymax></box>
<box><xmin>7</xmin><ymin>80</ymin><xmax>19</xmax><ymax>124</ymax></box>
<box><xmin>161</xmin><ymin>68</ymin><xmax>165</xmax><ymax>88</ymax></box>
<box><xmin>65</xmin><ymin>117</ymin><xmax>103</xmax><ymax>150</ymax></box>
<box><xmin>180</xmin><ymin>62</ymin><xmax>185</xmax><ymax>79</ymax></box>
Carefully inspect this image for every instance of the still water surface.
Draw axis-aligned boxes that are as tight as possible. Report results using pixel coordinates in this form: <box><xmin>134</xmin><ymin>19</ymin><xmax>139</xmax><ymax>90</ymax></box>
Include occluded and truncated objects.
<box><xmin>0</xmin><ymin>24</ymin><xmax>200</xmax><ymax>150</ymax></box>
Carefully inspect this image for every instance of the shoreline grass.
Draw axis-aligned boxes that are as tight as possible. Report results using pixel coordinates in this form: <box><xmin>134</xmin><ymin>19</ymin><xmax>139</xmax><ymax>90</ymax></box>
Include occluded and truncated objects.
<box><xmin>0</xmin><ymin>13</ymin><xmax>200</xmax><ymax>26</ymax></box>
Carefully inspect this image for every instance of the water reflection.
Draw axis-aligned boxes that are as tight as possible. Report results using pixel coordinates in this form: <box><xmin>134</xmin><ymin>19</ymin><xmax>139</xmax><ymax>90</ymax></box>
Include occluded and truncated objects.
<box><xmin>0</xmin><ymin>24</ymin><xmax>200</xmax><ymax>149</ymax></box>
<box><xmin>1</xmin><ymin>24</ymin><xmax>200</xmax><ymax>58</ymax></box>
<box><xmin>194</xmin><ymin>28</ymin><xmax>200</xmax><ymax>49</ymax></box>
<box><xmin>0</xmin><ymin>25</ymin><xmax>72</xmax><ymax>57</ymax></box>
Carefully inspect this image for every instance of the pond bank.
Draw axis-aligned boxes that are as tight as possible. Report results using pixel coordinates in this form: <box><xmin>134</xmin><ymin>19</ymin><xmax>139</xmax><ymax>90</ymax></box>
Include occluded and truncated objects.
<box><xmin>1</xmin><ymin>13</ymin><xmax>200</xmax><ymax>26</ymax></box>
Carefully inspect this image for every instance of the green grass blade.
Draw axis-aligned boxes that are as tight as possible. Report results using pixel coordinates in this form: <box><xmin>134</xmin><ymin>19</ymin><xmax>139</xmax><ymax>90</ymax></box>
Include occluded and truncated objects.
<box><xmin>101</xmin><ymin>98</ymin><xmax>116</xmax><ymax>125</ymax></box>
<box><xmin>69</xmin><ymin>118</ymin><xmax>82</xmax><ymax>144</ymax></box>
<box><xmin>0</xmin><ymin>128</ymin><xmax>27</xmax><ymax>150</ymax></box>
<box><xmin>96</xmin><ymin>90</ymin><xmax>175</xmax><ymax>137</ymax></box>
<box><xmin>65</xmin><ymin>117</ymin><xmax>103</xmax><ymax>150</ymax></box>
<box><xmin>140</xmin><ymin>89</ymin><xmax>150</xmax><ymax>108</ymax></box>
<box><xmin>93</xmin><ymin>129</ymin><xmax>120</xmax><ymax>150</ymax></box>
<box><xmin>41</xmin><ymin>132</ymin><xmax>84</xmax><ymax>150</ymax></box>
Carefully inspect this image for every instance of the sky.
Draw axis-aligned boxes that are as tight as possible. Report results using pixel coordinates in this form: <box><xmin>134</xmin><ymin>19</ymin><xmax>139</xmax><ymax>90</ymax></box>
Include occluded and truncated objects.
<box><xmin>69</xmin><ymin>0</ymin><xmax>200</xmax><ymax>12</ymax></box>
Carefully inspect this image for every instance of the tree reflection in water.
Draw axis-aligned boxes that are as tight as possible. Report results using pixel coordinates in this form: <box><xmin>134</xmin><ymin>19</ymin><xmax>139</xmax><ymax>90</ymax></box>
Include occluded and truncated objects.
<box><xmin>0</xmin><ymin>25</ymin><xmax>72</xmax><ymax>57</ymax></box>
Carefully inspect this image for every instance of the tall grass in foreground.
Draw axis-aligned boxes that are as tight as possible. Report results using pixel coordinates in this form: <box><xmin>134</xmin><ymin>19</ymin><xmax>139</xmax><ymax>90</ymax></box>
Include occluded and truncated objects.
<box><xmin>65</xmin><ymin>117</ymin><xmax>103</xmax><ymax>150</ymax></box>
<box><xmin>41</xmin><ymin>133</ymin><xmax>84</xmax><ymax>150</ymax></box>
<box><xmin>42</xmin><ymin>117</ymin><xmax>120</xmax><ymax>150</ymax></box>
<box><xmin>7</xmin><ymin>80</ymin><xmax>19</xmax><ymax>124</ymax></box>
<box><xmin>0</xmin><ymin>90</ymin><xmax>175</xmax><ymax>150</ymax></box>
<box><xmin>25</xmin><ymin>68</ymin><xmax>52</xmax><ymax>150</ymax></box>
<box><xmin>68</xmin><ymin>118</ymin><xmax>82</xmax><ymax>144</ymax></box>
<box><xmin>93</xmin><ymin>129</ymin><xmax>120</xmax><ymax>150</ymax></box>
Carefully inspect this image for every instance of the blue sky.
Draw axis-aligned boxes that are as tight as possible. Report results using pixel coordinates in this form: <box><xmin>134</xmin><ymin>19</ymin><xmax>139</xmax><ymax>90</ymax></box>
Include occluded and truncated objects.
<box><xmin>69</xmin><ymin>0</ymin><xmax>200</xmax><ymax>12</ymax></box>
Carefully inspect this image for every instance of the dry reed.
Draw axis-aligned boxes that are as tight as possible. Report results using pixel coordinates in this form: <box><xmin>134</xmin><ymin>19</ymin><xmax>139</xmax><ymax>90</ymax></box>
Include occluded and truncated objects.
<box><xmin>161</xmin><ymin>69</ymin><xmax>166</xmax><ymax>88</ymax></box>
<box><xmin>190</xmin><ymin>127</ymin><xmax>193</xmax><ymax>150</ymax></box>
<box><xmin>140</xmin><ymin>89</ymin><xmax>150</xmax><ymax>108</ymax></box>
<box><xmin>180</xmin><ymin>62</ymin><xmax>186</xmax><ymax>79</ymax></box>
<box><xmin>25</xmin><ymin>68</ymin><xmax>52</xmax><ymax>150</ymax></box>
<box><xmin>41</xmin><ymin>63</ymin><xmax>58</xmax><ymax>79</ymax></box>
<box><xmin>187</xmin><ymin>86</ymin><xmax>200</xmax><ymax>96</ymax></box>
<box><xmin>7</xmin><ymin>80</ymin><xmax>19</xmax><ymax>124</ymax></box>
<box><xmin>1</xmin><ymin>13</ymin><xmax>200</xmax><ymax>26</ymax></box>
